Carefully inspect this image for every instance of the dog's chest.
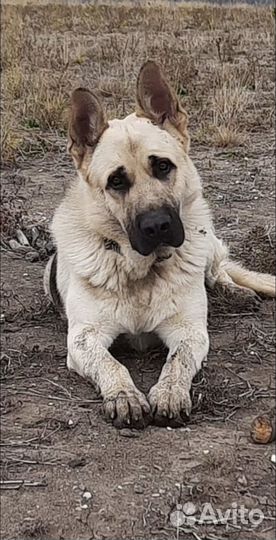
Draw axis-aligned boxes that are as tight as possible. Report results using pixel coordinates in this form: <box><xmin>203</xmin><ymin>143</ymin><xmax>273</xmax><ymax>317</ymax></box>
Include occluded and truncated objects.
<box><xmin>113</xmin><ymin>267</ymin><xmax>187</xmax><ymax>334</ymax></box>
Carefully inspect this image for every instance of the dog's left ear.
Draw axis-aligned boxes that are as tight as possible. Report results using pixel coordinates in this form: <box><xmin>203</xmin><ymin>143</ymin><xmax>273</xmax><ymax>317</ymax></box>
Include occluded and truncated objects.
<box><xmin>136</xmin><ymin>61</ymin><xmax>190</xmax><ymax>152</ymax></box>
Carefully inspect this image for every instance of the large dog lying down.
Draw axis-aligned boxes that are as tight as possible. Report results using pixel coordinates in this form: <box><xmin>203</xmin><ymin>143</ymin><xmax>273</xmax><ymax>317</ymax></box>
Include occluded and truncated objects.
<box><xmin>44</xmin><ymin>61</ymin><xmax>275</xmax><ymax>429</ymax></box>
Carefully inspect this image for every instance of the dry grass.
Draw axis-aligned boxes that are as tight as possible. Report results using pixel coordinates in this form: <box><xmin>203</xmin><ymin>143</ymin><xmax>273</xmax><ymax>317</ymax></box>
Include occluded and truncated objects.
<box><xmin>1</xmin><ymin>2</ymin><xmax>274</xmax><ymax>163</ymax></box>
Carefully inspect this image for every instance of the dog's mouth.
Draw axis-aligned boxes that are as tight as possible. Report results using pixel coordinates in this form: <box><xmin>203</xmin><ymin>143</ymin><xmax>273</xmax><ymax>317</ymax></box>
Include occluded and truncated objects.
<box><xmin>127</xmin><ymin>206</ymin><xmax>185</xmax><ymax>257</ymax></box>
<box><xmin>154</xmin><ymin>246</ymin><xmax>173</xmax><ymax>263</ymax></box>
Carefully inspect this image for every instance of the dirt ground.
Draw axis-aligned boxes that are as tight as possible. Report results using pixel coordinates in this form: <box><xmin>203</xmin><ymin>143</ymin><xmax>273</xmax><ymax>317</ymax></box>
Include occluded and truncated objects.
<box><xmin>1</xmin><ymin>2</ymin><xmax>275</xmax><ymax>540</ymax></box>
<box><xmin>1</xmin><ymin>137</ymin><xmax>275</xmax><ymax>539</ymax></box>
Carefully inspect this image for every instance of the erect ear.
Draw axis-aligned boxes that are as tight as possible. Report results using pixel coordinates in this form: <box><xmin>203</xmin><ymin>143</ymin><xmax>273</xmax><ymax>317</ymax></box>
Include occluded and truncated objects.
<box><xmin>136</xmin><ymin>61</ymin><xmax>190</xmax><ymax>152</ymax></box>
<box><xmin>68</xmin><ymin>88</ymin><xmax>107</xmax><ymax>170</ymax></box>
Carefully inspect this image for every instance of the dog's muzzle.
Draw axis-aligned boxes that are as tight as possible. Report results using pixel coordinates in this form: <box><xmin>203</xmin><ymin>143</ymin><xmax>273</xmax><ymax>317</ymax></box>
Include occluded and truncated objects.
<box><xmin>128</xmin><ymin>206</ymin><xmax>185</xmax><ymax>256</ymax></box>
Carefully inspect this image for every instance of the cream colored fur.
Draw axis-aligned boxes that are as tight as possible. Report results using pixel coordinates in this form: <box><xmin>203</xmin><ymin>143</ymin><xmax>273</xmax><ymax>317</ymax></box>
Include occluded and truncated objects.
<box><xmin>47</xmin><ymin>63</ymin><xmax>275</xmax><ymax>429</ymax></box>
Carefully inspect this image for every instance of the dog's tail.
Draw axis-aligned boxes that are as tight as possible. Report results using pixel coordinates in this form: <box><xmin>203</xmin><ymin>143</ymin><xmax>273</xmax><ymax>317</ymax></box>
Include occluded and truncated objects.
<box><xmin>221</xmin><ymin>260</ymin><xmax>275</xmax><ymax>297</ymax></box>
<box><xmin>207</xmin><ymin>235</ymin><xmax>275</xmax><ymax>298</ymax></box>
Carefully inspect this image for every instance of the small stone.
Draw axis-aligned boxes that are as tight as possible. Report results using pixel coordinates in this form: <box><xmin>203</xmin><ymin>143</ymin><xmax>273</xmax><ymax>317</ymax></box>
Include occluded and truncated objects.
<box><xmin>16</xmin><ymin>229</ymin><xmax>29</xmax><ymax>246</ymax></box>
<box><xmin>238</xmin><ymin>474</ymin><xmax>247</xmax><ymax>486</ymax></box>
<box><xmin>271</xmin><ymin>454</ymin><xmax>276</xmax><ymax>464</ymax></box>
<box><xmin>152</xmin><ymin>493</ymin><xmax>160</xmax><ymax>498</ymax></box>
<box><xmin>38</xmin><ymin>247</ymin><xmax>47</xmax><ymax>259</ymax></box>
<box><xmin>117</xmin><ymin>485</ymin><xmax>123</xmax><ymax>490</ymax></box>
<box><xmin>35</xmin><ymin>238</ymin><xmax>45</xmax><ymax>249</ymax></box>
<box><xmin>203</xmin><ymin>450</ymin><xmax>209</xmax><ymax>455</ymax></box>
<box><xmin>119</xmin><ymin>428</ymin><xmax>140</xmax><ymax>438</ymax></box>
<box><xmin>134</xmin><ymin>485</ymin><xmax>144</xmax><ymax>494</ymax></box>
<box><xmin>68</xmin><ymin>419</ymin><xmax>74</xmax><ymax>427</ymax></box>
<box><xmin>45</xmin><ymin>240</ymin><xmax>54</xmax><ymax>254</ymax></box>
<box><xmin>80</xmin><ymin>503</ymin><xmax>88</xmax><ymax>510</ymax></box>
<box><xmin>9</xmin><ymin>239</ymin><xmax>22</xmax><ymax>250</ymax></box>
<box><xmin>31</xmin><ymin>226</ymin><xmax>40</xmax><ymax>244</ymax></box>
<box><xmin>25</xmin><ymin>251</ymin><xmax>40</xmax><ymax>262</ymax></box>
<box><xmin>0</xmin><ymin>314</ymin><xmax>5</xmax><ymax>324</ymax></box>
<box><xmin>83</xmin><ymin>491</ymin><xmax>92</xmax><ymax>500</ymax></box>
<box><xmin>68</xmin><ymin>457</ymin><xmax>86</xmax><ymax>469</ymax></box>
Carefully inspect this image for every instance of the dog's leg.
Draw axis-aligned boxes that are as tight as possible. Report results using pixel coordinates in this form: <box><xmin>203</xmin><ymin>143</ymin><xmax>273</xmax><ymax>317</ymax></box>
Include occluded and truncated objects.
<box><xmin>150</xmin><ymin>309</ymin><xmax>209</xmax><ymax>427</ymax></box>
<box><xmin>68</xmin><ymin>324</ymin><xmax>151</xmax><ymax>429</ymax></box>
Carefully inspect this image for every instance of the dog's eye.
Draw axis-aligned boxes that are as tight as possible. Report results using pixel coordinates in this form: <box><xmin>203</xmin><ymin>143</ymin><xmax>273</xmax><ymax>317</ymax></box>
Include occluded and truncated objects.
<box><xmin>158</xmin><ymin>160</ymin><xmax>172</xmax><ymax>173</ymax></box>
<box><xmin>107</xmin><ymin>167</ymin><xmax>131</xmax><ymax>193</ymax></box>
<box><xmin>109</xmin><ymin>176</ymin><xmax>125</xmax><ymax>190</ymax></box>
<box><xmin>150</xmin><ymin>156</ymin><xmax>175</xmax><ymax>180</ymax></box>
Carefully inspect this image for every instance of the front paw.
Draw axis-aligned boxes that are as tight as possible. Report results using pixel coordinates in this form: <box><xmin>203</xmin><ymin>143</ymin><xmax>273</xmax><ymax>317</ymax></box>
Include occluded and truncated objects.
<box><xmin>148</xmin><ymin>380</ymin><xmax>192</xmax><ymax>427</ymax></box>
<box><xmin>103</xmin><ymin>388</ymin><xmax>151</xmax><ymax>430</ymax></box>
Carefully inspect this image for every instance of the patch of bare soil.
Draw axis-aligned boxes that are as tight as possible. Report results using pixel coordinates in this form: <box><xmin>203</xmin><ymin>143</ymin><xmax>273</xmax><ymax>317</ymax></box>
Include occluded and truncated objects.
<box><xmin>1</xmin><ymin>1</ymin><xmax>275</xmax><ymax>537</ymax></box>
<box><xmin>1</xmin><ymin>132</ymin><xmax>275</xmax><ymax>539</ymax></box>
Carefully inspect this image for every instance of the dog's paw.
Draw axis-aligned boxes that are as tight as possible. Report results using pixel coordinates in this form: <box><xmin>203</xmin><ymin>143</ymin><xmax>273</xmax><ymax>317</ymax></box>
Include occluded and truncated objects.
<box><xmin>103</xmin><ymin>388</ymin><xmax>151</xmax><ymax>429</ymax></box>
<box><xmin>148</xmin><ymin>381</ymin><xmax>192</xmax><ymax>427</ymax></box>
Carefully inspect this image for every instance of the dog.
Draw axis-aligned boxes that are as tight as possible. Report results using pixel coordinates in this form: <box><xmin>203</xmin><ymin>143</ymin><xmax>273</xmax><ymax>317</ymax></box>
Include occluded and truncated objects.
<box><xmin>44</xmin><ymin>61</ymin><xmax>275</xmax><ymax>429</ymax></box>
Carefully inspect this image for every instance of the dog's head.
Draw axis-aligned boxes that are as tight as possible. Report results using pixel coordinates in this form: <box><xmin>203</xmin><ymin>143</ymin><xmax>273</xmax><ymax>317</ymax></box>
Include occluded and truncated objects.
<box><xmin>68</xmin><ymin>61</ymin><xmax>197</xmax><ymax>257</ymax></box>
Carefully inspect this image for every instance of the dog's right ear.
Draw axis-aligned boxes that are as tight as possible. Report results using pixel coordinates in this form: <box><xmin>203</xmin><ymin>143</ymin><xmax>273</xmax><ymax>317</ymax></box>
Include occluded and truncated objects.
<box><xmin>68</xmin><ymin>88</ymin><xmax>107</xmax><ymax>170</ymax></box>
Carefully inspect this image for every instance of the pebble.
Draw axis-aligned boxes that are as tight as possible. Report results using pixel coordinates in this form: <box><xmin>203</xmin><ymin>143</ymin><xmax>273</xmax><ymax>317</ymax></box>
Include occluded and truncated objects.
<box><xmin>16</xmin><ymin>229</ymin><xmax>29</xmax><ymax>246</ymax></box>
<box><xmin>134</xmin><ymin>485</ymin><xmax>144</xmax><ymax>494</ymax></box>
<box><xmin>83</xmin><ymin>491</ymin><xmax>92</xmax><ymax>500</ymax></box>
<box><xmin>68</xmin><ymin>457</ymin><xmax>86</xmax><ymax>468</ymax></box>
<box><xmin>45</xmin><ymin>240</ymin><xmax>54</xmax><ymax>253</ymax></box>
<box><xmin>0</xmin><ymin>314</ymin><xmax>5</xmax><ymax>324</ymax></box>
<box><xmin>35</xmin><ymin>238</ymin><xmax>45</xmax><ymax>249</ymax></box>
<box><xmin>9</xmin><ymin>239</ymin><xmax>22</xmax><ymax>250</ymax></box>
<box><xmin>25</xmin><ymin>251</ymin><xmax>40</xmax><ymax>262</ymax></box>
<box><xmin>31</xmin><ymin>226</ymin><xmax>40</xmax><ymax>244</ymax></box>
<box><xmin>271</xmin><ymin>454</ymin><xmax>276</xmax><ymax>464</ymax></box>
<box><xmin>119</xmin><ymin>428</ymin><xmax>140</xmax><ymax>438</ymax></box>
<box><xmin>238</xmin><ymin>474</ymin><xmax>247</xmax><ymax>486</ymax></box>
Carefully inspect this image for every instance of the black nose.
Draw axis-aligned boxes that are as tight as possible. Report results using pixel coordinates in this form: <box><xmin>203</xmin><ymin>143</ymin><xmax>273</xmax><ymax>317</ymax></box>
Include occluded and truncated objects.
<box><xmin>138</xmin><ymin>209</ymin><xmax>172</xmax><ymax>241</ymax></box>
